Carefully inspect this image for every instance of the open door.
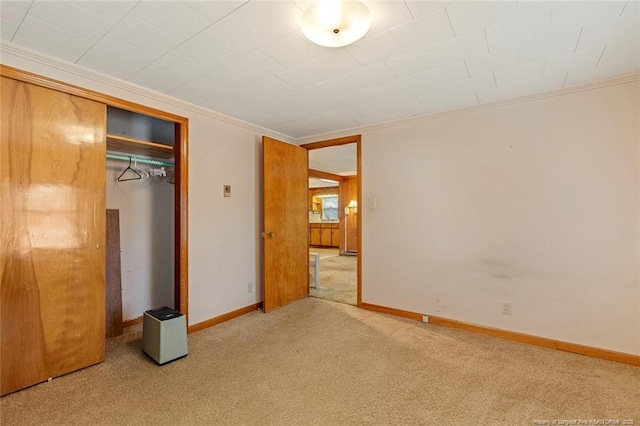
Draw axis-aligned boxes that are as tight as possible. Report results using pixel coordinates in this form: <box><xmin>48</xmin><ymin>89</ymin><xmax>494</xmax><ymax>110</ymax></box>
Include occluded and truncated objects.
<box><xmin>262</xmin><ymin>136</ymin><xmax>309</xmax><ymax>312</ymax></box>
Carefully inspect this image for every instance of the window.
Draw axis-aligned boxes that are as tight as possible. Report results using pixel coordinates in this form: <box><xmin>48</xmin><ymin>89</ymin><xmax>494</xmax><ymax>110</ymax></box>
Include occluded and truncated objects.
<box><xmin>322</xmin><ymin>196</ymin><xmax>338</xmax><ymax>220</ymax></box>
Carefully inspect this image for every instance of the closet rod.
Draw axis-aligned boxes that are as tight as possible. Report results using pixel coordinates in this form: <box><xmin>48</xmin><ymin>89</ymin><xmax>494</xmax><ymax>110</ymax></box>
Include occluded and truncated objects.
<box><xmin>106</xmin><ymin>153</ymin><xmax>174</xmax><ymax>167</ymax></box>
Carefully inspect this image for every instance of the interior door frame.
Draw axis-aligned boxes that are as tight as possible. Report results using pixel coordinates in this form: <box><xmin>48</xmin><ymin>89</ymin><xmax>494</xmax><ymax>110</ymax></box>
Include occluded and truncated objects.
<box><xmin>0</xmin><ymin>65</ymin><xmax>190</xmax><ymax>325</ymax></box>
<box><xmin>301</xmin><ymin>135</ymin><xmax>362</xmax><ymax>306</ymax></box>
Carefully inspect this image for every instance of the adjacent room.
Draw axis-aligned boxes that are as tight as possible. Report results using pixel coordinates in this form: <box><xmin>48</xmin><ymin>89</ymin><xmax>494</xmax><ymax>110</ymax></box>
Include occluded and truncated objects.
<box><xmin>308</xmin><ymin>143</ymin><xmax>358</xmax><ymax>306</ymax></box>
<box><xmin>1</xmin><ymin>0</ymin><xmax>638</xmax><ymax>424</ymax></box>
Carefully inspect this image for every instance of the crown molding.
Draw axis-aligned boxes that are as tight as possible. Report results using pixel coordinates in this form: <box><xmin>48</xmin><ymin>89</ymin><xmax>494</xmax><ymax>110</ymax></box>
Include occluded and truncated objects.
<box><xmin>3</xmin><ymin>41</ymin><xmax>636</xmax><ymax>146</ymax></box>
<box><xmin>294</xmin><ymin>72</ymin><xmax>640</xmax><ymax>144</ymax></box>
<box><xmin>0</xmin><ymin>41</ymin><xmax>294</xmax><ymax>143</ymax></box>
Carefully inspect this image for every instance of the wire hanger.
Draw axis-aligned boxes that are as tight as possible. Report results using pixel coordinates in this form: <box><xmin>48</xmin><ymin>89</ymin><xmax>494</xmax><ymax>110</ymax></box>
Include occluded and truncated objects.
<box><xmin>133</xmin><ymin>158</ymin><xmax>149</xmax><ymax>179</ymax></box>
<box><xmin>117</xmin><ymin>156</ymin><xmax>142</xmax><ymax>182</ymax></box>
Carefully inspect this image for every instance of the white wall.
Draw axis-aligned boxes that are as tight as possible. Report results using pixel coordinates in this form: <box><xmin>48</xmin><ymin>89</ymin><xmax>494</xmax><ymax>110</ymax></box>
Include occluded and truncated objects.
<box><xmin>1</xmin><ymin>46</ymin><xmax>275</xmax><ymax>326</ymax></box>
<box><xmin>360</xmin><ymin>81</ymin><xmax>639</xmax><ymax>355</ymax></box>
<box><xmin>106</xmin><ymin>159</ymin><xmax>174</xmax><ymax>321</ymax></box>
<box><xmin>186</xmin><ymin>118</ymin><xmax>264</xmax><ymax>324</ymax></box>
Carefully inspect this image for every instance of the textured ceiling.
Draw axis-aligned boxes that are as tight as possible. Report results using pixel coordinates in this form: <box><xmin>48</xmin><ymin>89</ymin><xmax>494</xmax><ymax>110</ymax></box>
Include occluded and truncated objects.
<box><xmin>1</xmin><ymin>0</ymin><xmax>638</xmax><ymax>140</ymax></box>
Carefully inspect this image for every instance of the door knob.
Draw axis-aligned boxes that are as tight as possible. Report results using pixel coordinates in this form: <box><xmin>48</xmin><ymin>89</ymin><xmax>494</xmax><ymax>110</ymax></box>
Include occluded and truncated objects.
<box><xmin>261</xmin><ymin>231</ymin><xmax>274</xmax><ymax>238</ymax></box>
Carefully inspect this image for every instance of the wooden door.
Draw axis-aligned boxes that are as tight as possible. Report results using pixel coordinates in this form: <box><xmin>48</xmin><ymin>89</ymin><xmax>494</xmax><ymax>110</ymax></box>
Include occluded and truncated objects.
<box><xmin>1</xmin><ymin>77</ymin><xmax>106</xmax><ymax>395</ymax></box>
<box><xmin>262</xmin><ymin>136</ymin><xmax>308</xmax><ymax>312</ymax></box>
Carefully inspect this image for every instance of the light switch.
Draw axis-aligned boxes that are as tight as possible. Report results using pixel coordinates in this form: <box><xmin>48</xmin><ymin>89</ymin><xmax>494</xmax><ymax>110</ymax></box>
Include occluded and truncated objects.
<box><xmin>223</xmin><ymin>185</ymin><xmax>231</xmax><ymax>197</ymax></box>
<box><xmin>369</xmin><ymin>197</ymin><xmax>377</xmax><ymax>209</ymax></box>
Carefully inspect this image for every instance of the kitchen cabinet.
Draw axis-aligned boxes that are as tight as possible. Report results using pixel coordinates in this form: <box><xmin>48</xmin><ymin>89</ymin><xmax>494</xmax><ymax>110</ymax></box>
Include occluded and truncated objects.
<box><xmin>309</xmin><ymin>223</ymin><xmax>339</xmax><ymax>247</ymax></box>
<box><xmin>310</xmin><ymin>196</ymin><xmax>321</xmax><ymax>212</ymax></box>
<box><xmin>310</xmin><ymin>225</ymin><xmax>322</xmax><ymax>246</ymax></box>
<box><xmin>320</xmin><ymin>224</ymin><xmax>333</xmax><ymax>246</ymax></box>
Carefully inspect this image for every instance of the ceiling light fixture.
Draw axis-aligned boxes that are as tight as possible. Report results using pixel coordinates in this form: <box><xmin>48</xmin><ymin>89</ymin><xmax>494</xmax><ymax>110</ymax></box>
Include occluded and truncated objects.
<box><xmin>302</xmin><ymin>0</ymin><xmax>372</xmax><ymax>48</ymax></box>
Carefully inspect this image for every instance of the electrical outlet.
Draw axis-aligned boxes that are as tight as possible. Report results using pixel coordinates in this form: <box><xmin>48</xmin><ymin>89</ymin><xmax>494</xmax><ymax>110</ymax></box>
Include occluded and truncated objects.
<box><xmin>422</xmin><ymin>315</ymin><xmax>429</xmax><ymax>323</ymax></box>
<box><xmin>501</xmin><ymin>301</ymin><xmax>512</xmax><ymax>315</ymax></box>
<box><xmin>247</xmin><ymin>282</ymin><xmax>252</xmax><ymax>293</ymax></box>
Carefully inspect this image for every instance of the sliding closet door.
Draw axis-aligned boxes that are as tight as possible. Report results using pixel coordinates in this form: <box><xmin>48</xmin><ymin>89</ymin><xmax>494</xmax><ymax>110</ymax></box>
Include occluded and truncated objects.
<box><xmin>0</xmin><ymin>77</ymin><xmax>106</xmax><ymax>395</ymax></box>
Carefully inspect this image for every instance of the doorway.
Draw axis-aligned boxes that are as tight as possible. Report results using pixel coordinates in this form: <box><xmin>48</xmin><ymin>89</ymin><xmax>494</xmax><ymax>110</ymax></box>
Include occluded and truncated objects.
<box><xmin>303</xmin><ymin>135</ymin><xmax>362</xmax><ymax>307</ymax></box>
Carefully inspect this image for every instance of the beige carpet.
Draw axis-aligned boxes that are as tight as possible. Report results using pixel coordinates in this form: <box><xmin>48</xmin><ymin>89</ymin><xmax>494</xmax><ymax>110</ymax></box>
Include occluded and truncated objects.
<box><xmin>1</xmin><ymin>298</ymin><xmax>638</xmax><ymax>425</ymax></box>
<box><xmin>309</xmin><ymin>247</ymin><xmax>340</xmax><ymax>260</ymax></box>
<box><xmin>309</xmin><ymin>254</ymin><xmax>357</xmax><ymax>305</ymax></box>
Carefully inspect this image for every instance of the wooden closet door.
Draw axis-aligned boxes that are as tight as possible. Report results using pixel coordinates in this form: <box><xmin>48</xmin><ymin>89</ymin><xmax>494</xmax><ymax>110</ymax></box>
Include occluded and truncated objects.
<box><xmin>0</xmin><ymin>77</ymin><xmax>106</xmax><ymax>395</ymax></box>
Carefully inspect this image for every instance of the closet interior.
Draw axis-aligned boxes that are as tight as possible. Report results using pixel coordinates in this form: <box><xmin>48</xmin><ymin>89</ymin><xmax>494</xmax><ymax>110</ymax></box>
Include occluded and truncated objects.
<box><xmin>105</xmin><ymin>106</ymin><xmax>176</xmax><ymax>337</ymax></box>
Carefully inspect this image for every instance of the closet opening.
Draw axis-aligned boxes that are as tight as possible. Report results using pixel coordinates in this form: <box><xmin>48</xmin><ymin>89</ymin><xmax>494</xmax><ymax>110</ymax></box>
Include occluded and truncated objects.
<box><xmin>105</xmin><ymin>105</ymin><xmax>188</xmax><ymax>336</ymax></box>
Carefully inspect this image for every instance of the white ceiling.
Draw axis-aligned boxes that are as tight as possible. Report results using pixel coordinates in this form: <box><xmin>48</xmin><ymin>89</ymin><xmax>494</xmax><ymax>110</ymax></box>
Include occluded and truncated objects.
<box><xmin>309</xmin><ymin>143</ymin><xmax>357</xmax><ymax>174</ymax></box>
<box><xmin>1</xmin><ymin>0</ymin><xmax>638</xmax><ymax>140</ymax></box>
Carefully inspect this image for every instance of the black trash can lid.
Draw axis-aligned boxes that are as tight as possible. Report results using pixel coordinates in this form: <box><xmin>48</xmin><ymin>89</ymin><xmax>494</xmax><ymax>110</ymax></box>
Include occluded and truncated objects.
<box><xmin>146</xmin><ymin>306</ymin><xmax>183</xmax><ymax>321</ymax></box>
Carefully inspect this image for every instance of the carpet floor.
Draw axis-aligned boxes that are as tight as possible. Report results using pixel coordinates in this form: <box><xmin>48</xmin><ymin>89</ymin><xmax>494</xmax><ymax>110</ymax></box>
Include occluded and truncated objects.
<box><xmin>309</xmin><ymin>254</ymin><xmax>357</xmax><ymax>306</ymax></box>
<box><xmin>1</xmin><ymin>298</ymin><xmax>638</xmax><ymax>425</ymax></box>
<box><xmin>309</xmin><ymin>247</ymin><xmax>340</xmax><ymax>259</ymax></box>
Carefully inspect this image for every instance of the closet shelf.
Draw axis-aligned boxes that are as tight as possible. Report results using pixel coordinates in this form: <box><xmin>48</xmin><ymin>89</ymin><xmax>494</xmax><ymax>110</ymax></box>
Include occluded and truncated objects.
<box><xmin>106</xmin><ymin>134</ymin><xmax>174</xmax><ymax>159</ymax></box>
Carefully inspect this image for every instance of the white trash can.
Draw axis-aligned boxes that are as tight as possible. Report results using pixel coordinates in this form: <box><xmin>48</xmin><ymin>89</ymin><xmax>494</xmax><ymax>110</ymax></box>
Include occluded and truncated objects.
<box><xmin>142</xmin><ymin>307</ymin><xmax>188</xmax><ymax>365</ymax></box>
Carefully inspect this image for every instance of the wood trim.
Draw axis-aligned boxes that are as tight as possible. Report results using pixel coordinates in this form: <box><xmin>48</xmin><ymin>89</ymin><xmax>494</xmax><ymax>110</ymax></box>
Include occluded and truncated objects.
<box><xmin>175</xmin><ymin>121</ymin><xmax>189</xmax><ymax>323</ymax></box>
<box><xmin>1</xmin><ymin>66</ymin><xmax>190</xmax><ymax>329</ymax></box>
<box><xmin>188</xmin><ymin>302</ymin><xmax>263</xmax><ymax>334</ymax></box>
<box><xmin>360</xmin><ymin>303</ymin><xmax>423</xmax><ymax>321</ymax></box>
<box><xmin>360</xmin><ymin>303</ymin><xmax>640</xmax><ymax>367</ymax></box>
<box><xmin>301</xmin><ymin>135</ymin><xmax>361</xmax><ymax>150</ymax></box>
<box><xmin>556</xmin><ymin>341</ymin><xmax>640</xmax><ymax>366</ymax></box>
<box><xmin>427</xmin><ymin>315</ymin><xmax>557</xmax><ymax>349</ymax></box>
<box><xmin>308</xmin><ymin>169</ymin><xmax>345</xmax><ymax>182</ymax></box>
<box><xmin>122</xmin><ymin>316</ymin><xmax>143</xmax><ymax>329</ymax></box>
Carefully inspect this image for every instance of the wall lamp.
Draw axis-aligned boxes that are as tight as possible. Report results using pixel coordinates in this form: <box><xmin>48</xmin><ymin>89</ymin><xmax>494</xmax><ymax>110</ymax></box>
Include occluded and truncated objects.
<box><xmin>346</xmin><ymin>199</ymin><xmax>358</xmax><ymax>215</ymax></box>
